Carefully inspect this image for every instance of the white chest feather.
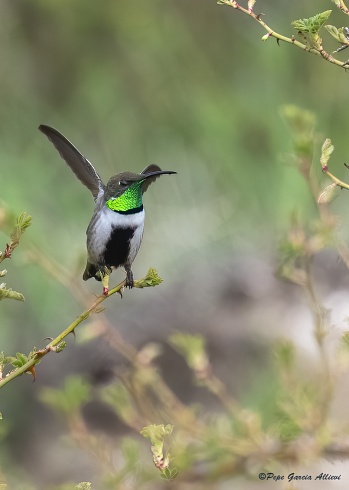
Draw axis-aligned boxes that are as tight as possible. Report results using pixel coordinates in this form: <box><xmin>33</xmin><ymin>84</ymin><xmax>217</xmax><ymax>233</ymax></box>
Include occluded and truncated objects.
<box><xmin>87</xmin><ymin>206</ymin><xmax>145</xmax><ymax>263</ymax></box>
<box><xmin>127</xmin><ymin>223</ymin><xmax>144</xmax><ymax>264</ymax></box>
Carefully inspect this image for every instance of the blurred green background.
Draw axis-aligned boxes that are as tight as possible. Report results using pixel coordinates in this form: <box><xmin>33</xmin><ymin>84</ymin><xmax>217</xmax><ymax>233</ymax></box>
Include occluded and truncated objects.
<box><xmin>2</xmin><ymin>0</ymin><xmax>349</xmax><ymax>488</ymax></box>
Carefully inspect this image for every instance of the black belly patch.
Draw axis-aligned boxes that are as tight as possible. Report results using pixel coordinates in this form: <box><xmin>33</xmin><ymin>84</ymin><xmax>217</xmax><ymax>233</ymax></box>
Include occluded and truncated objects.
<box><xmin>104</xmin><ymin>227</ymin><xmax>135</xmax><ymax>268</ymax></box>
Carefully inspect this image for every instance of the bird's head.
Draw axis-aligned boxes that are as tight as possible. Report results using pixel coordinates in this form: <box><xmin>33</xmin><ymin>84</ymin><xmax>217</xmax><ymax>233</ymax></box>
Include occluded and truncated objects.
<box><xmin>105</xmin><ymin>166</ymin><xmax>176</xmax><ymax>214</ymax></box>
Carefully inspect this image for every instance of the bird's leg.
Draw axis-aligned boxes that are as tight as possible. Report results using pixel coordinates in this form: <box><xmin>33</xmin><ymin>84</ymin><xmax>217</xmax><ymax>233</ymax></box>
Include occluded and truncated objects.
<box><xmin>100</xmin><ymin>266</ymin><xmax>111</xmax><ymax>296</ymax></box>
<box><xmin>124</xmin><ymin>264</ymin><xmax>134</xmax><ymax>289</ymax></box>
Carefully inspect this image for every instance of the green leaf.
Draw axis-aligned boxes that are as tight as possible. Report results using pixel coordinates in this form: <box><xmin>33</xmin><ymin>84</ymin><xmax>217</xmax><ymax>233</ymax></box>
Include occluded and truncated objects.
<box><xmin>0</xmin><ymin>352</ymin><xmax>10</xmax><ymax>367</ymax></box>
<box><xmin>320</xmin><ymin>138</ymin><xmax>334</xmax><ymax>170</ymax></box>
<box><xmin>170</xmin><ymin>468</ymin><xmax>180</xmax><ymax>479</ymax></box>
<box><xmin>291</xmin><ymin>11</ymin><xmax>331</xmax><ymax>50</ymax></box>
<box><xmin>141</xmin><ymin>424</ymin><xmax>173</xmax><ymax>471</ymax></box>
<box><xmin>135</xmin><ymin>268</ymin><xmax>163</xmax><ymax>288</ymax></box>
<box><xmin>140</xmin><ymin>424</ymin><xmax>173</xmax><ymax>443</ymax></box>
<box><xmin>161</xmin><ymin>468</ymin><xmax>171</xmax><ymax>479</ymax></box>
<box><xmin>6</xmin><ymin>356</ymin><xmax>17</xmax><ymax>365</ymax></box>
<box><xmin>317</xmin><ymin>183</ymin><xmax>341</xmax><ymax>205</ymax></box>
<box><xmin>9</xmin><ymin>212</ymin><xmax>32</xmax><ymax>249</ymax></box>
<box><xmin>161</xmin><ymin>467</ymin><xmax>180</xmax><ymax>480</ymax></box>
<box><xmin>291</xmin><ymin>11</ymin><xmax>332</xmax><ymax>34</ymax></box>
<box><xmin>11</xmin><ymin>352</ymin><xmax>28</xmax><ymax>368</ymax></box>
<box><xmin>325</xmin><ymin>25</ymin><xmax>349</xmax><ymax>44</ymax></box>
<box><xmin>0</xmin><ymin>283</ymin><xmax>25</xmax><ymax>302</ymax></box>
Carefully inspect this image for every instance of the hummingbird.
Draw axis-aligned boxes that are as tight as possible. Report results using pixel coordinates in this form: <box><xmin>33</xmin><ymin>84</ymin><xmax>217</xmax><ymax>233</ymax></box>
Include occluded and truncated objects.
<box><xmin>39</xmin><ymin>125</ymin><xmax>176</xmax><ymax>295</ymax></box>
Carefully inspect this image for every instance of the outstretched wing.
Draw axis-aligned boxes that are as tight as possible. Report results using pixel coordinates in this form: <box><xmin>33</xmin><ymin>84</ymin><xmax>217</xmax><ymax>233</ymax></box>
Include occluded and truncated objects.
<box><xmin>39</xmin><ymin>125</ymin><xmax>105</xmax><ymax>201</ymax></box>
<box><xmin>141</xmin><ymin>164</ymin><xmax>164</xmax><ymax>193</ymax></box>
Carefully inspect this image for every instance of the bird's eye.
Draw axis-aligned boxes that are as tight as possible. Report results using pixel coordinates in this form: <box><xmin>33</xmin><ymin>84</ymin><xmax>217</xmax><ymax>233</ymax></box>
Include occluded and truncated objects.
<box><xmin>119</xmin><ymin>180</ymin><xmax>128</xmax><ymax>186</ymax></box>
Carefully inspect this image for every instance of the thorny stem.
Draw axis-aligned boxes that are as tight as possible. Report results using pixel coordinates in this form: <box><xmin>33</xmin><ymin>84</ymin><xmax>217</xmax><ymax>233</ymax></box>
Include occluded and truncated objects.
<box><xmin>0</xmin><ymin>277</ymin><xmax>148</xmax><ymax>389</ymax></box>
<box><xmin>21</xmin><ymin>251</ymin><xmax>206</xmax><ymax>433</ymax></box>
<box><xmin>0</xmin><ymin>245</ymin><xmax>13</xmax><ymax>264</ymax></box>
<box><xmin>220</xmin><ymin>1</ymin><xmax>349</xmax><ymax>69</ymax></box>
<box><xmin>1</xmin><ymin>259</ymin><xmax>204</xmax><ymax>436</ymax></box>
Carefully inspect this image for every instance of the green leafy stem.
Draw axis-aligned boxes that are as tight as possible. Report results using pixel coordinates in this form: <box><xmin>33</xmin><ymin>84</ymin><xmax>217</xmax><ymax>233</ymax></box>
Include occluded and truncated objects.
<box><xmin>0</xmin><ymin>268</ymin><xmax>162</xmax><ymax>389</ymax></box>
<box><xmin>218</xmin><ymin>1</ymin><xmax>349</xmax><ymax>69</ymax></box>
<box><xmin>317</xmin><ymin>138</ymin><xmax>349</xmax><ymax>206</ymax></box>
<box><xmin>0</xmin><ymin>212</ymin><xmax>32</xmax><ymax>301</ymax></box>
<box><xmin>141</xmin><ymin>424</ymin><xmax>179</xmax><ymax>480</ymax></box>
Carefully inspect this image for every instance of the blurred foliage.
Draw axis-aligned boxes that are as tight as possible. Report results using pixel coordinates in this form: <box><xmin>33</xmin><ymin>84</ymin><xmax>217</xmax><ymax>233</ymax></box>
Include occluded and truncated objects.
<box><xmin>3</xmin><ymin>0</ymin><xmax>349</xmax><ymax>488</ymax></box>
<box><xmin>40</xmin><ymin>376</ymin><xmax>91</xmax><ymax>418</ymax></box>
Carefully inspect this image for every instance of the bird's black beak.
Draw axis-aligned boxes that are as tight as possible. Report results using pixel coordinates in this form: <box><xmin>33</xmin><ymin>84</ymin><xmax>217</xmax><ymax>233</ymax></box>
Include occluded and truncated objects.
<box><xmin>141</xmin><ymin>170</ymin><xmax>177</xmax><ymax>180</ymax></box>
<box><xmin>133</xmin><ymin>169</ymin><xmax>176</xmax><ymax>193</ymax></box>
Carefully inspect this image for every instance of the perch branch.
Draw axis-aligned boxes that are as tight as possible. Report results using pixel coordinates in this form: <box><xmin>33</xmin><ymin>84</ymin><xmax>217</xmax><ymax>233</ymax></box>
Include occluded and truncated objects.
<box><xmin>0</xmin><ymin>269</ymin><xmax>161</xmax><ymax>389</ymax></box>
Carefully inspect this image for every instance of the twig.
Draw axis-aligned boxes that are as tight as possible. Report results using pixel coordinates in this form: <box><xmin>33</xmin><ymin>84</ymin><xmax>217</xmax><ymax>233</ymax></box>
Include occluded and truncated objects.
<box><xmin>0</xmin><ymin>270</ymin><xmax>160</xmax><ymax>389</ymax></box>
<box><xmin>322</xmin><ymin>167</ymin><xmax>349</xmax><ymax>190</ymax></box>
<box><xmin>219</xmin><ymin>1</ymin><xmax>348</xmax><ymax>69</ymax></box>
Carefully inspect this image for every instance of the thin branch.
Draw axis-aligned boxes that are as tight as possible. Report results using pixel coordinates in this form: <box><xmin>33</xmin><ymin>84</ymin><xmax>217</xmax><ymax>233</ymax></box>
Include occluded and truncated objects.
<box><xmin>0</xmin><ymin>270</ymin><xmax>161</xmax><ymax>389</ymax></box>
<box><xmin>322</xmin><ymin>168</ymin><xmax>349</xmax><ymax>190</ymax></box>
<box><xmin>219</xmin><ymin>1</ymin><xmax>349</xmax><ymax>69</ymax></box>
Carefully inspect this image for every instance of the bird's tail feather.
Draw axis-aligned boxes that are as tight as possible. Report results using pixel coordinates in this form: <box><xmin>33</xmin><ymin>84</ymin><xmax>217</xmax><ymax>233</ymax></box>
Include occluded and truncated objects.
<box><xmin>83</xmin><ymin>261</ymin><xmax>101</xmax><ymax>281</ymax></box>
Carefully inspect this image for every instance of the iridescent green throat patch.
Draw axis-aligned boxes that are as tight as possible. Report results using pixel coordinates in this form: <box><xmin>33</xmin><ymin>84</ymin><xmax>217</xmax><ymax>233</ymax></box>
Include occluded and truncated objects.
<box><xmin>106</xmin><ymin>181</ymin><xmax>143</xmax><ymax>212</ymax></box>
